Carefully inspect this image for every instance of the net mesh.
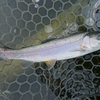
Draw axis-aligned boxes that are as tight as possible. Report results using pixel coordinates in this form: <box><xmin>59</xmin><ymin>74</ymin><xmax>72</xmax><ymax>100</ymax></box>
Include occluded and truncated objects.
<box><xmin>0</xmin><ymin>0</ymin><xmax>100</xmax><ymax>100</ymax></box>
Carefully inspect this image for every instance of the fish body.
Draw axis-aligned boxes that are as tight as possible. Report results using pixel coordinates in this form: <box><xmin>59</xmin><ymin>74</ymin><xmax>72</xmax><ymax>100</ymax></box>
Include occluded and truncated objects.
<box><xmin>0</xmin><ymin>31</ymin><xmax>100</xmax><ymax>68</ymax></box>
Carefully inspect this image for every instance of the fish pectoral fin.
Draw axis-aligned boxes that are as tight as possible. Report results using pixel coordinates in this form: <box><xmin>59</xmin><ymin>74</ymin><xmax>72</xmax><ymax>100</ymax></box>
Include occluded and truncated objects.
<box><xmin>81</xmin><ymin>36</ymin><xmax>91</xmax><ymax>50</ymax></box>
<box><xmin>45</xmin><ymin>60</ymin><xmax>56</xmax><ymax>70</ymax></box>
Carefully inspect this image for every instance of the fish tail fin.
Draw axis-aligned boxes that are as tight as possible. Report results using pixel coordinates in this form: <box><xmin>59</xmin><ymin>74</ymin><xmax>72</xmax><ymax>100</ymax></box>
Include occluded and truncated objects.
<box><xmin>0</xmin><ymin>48</ymin><xmax>7</xmax><ymax>60</ymax></box>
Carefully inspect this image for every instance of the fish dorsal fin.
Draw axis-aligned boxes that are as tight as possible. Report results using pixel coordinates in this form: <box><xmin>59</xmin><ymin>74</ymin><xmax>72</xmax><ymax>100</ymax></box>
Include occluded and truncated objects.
<box><xmin>45</xmin><ymin>60</ymin><xmax>56</xmax><ymax>70</ymax></box>
<box><xmin>41</xmin><ymin>38</ymin><xmax>57</xmax><ymax>44</ymax></box>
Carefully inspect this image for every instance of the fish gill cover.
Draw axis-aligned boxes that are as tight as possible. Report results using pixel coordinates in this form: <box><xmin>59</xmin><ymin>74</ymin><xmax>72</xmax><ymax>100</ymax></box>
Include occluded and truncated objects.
<box><xmin>0</xmin><ymin>0</ymin><xmax>100</xmax><ymax>100</ymax></box>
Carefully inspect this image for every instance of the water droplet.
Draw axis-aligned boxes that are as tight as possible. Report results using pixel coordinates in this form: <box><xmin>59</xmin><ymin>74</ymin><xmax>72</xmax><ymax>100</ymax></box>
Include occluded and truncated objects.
<box><xmin>14</xmin><ymin>28</ymin><xmax>17</xmax><ymax>33</ymax></box>
<box><xmin>69</xmin><ymin>23</ymin><xmax>78</xmax><ymax>32</ymax></box>
<box><xmin>85</xmin><ymin>18</ymin><xmax>94</xmax><ymax>26</ymax></box>
<box><xmin>44</xmin><ymin>25</ymin><xmax>53</xmax><ymax>33</ymax></box>
<box><xmin>35</xmin><ymin>4</ymin><xmax>39</xmax><ymax>8</ymax></box>
<box><xmin>35</xmin><ymin>0</ymin><xmax>40</xmax><ymax>3</ymax></box>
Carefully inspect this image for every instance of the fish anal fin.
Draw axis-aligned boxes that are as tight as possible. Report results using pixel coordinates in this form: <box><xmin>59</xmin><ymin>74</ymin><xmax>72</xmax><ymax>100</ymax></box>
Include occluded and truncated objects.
<box><xmin>45</xmin><ymin>60</ymin><xmax>56</xmax><ymax>70</ymax></box>
<box><xmin>20</xmin><ymin>60</ymin><xmax>34</xmax><ymax>69</ymax></box>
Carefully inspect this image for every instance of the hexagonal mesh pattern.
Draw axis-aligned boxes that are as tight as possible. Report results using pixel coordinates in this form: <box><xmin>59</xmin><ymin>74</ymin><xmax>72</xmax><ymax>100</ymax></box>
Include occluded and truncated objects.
<box><xmin>0</xmin><ymin>0</ymin><xmax>100</xmax><ymax>100</ymax></box>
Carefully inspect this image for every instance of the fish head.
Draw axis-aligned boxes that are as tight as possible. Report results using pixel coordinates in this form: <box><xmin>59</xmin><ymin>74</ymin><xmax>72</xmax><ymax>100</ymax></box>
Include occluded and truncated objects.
<box><xmin>88</xmin><ymin>31</ymin><xmax>100</xmax><ymax>47</ymax></box>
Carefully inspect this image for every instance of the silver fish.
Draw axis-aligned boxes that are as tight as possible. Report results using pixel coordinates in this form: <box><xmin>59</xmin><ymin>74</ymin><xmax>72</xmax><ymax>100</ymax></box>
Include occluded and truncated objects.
<box><xmin>0</xmin><ymin>31</ymin><xmax>100</xmax><ymax>68</ymax></box>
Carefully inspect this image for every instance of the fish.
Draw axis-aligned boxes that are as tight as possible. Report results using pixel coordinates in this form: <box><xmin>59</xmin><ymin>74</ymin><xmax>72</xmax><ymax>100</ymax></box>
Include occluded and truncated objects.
<box><xmin>0</xmin><ymin>31</ymin><xmax>100</xmax><ymax>69</ymax></box>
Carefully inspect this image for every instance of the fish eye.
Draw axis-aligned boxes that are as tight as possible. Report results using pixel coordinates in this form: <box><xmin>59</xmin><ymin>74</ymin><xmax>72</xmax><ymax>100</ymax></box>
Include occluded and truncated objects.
<box><xmin>97</xmin><ymin>33</ymin><xmax>100</xmax><ymax>40</ymax></box>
